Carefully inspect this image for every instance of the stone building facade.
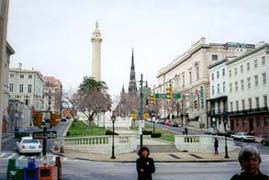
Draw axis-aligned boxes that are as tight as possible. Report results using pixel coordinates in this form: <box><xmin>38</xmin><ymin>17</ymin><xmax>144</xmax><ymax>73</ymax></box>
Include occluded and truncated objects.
<box><xmin>9</xmin><ymin>67</ymin><xmax>44</xmax><ymax>111</ymax></box>
<box><xmin>227</xmin><ymin>44</ymin><xmax>269</xmax><ymax>137</ymax></box>
<box><xmin>43</xmin><ymin>76</ymin><xmax>62</xmax><ymax>113</ymax></box>
<box><xmin>156</xmin><ymin>38</ymin><xmax>254</xmax><ymax>128</ymax></box>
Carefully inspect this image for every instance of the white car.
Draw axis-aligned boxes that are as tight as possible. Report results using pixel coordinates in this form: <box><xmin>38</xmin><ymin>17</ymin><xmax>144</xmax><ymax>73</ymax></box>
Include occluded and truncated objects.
<box><xmin>16</xmin><ymin>137</ymin><xmax>42</xmax><ymax>154</ymax></box>
<box><xmin>231</xmin><ymin>132</ymin><xmax>255</xmax><ymax>142</ymax></box>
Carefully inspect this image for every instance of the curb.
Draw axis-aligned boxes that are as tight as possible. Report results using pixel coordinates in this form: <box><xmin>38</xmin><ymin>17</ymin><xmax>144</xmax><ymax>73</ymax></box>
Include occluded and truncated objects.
<box><xmin>62</xmin><ymin>120</ymin><xmax>73</xmax><ymax>137</ymax></box>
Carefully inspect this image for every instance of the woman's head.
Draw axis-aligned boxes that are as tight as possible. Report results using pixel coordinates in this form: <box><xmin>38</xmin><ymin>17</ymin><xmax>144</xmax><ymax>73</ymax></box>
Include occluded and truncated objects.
<box><xmin>238</xmin><ymin>145</ymin><xmax>261</xmax><ymax>175</ymax></box>
<box><xmin>138</xmin><ymin>146</ymin><xmax>150</xmax><ymax>158</ymax></box>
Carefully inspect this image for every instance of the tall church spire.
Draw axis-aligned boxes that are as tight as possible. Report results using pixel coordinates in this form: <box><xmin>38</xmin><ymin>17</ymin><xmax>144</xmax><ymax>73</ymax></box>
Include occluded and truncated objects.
<box><xmin>128</xmin><ymin>48</ymin><xmax>137</xmax><ymax>93</ymax></box>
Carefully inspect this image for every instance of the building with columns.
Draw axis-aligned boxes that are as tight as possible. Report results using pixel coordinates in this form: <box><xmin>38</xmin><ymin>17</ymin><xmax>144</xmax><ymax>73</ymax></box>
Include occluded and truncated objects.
<box><xmin>43</xmin><ymin>76</ymin><xmax>63</xmax><ymax>113</ymax></box>
<box><xmin>156</xmin><ymin>38</ymin><xmax>254</xmax><ymax>128</ymax></box>
<box><xmin>227</xmin><ymin>43</ymin><xmax>269</xmax><ymax>137</ymax></box>
<box><xmin>91</xmin><ymin>21</ymin><xmax>102</xmax><ymax>81</ymax></box>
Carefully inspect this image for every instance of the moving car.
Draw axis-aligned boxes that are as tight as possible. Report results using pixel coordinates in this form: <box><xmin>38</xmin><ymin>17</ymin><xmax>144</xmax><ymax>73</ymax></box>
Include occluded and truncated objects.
<box><xmin>16</xmin><ymin>137</ymin><xmax>42</xmax><ymax>155</ymax></box>
<box><xmin>231</xmin><ymin>132</ymin><xmax>255</xmax><ymax>142</ymax></box>
<box><xmin>261</xmin><ymin>137</ymin><xmax>269</xmax><ymax>146</ymax></box>
<box><xmin>14</xmin><ymin>128</ymin><xmax>29</xmax><ymax>139</ymax></box>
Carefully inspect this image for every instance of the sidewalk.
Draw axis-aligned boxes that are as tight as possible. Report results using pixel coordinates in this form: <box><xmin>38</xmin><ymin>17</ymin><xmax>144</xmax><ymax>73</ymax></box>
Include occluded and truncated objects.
<box><xmin>1</xmin><ymin>133</ymin><xmax>14</xmax><ymax>143</ymax></box>
<box><xmin>52</xmin><ymin>148</ymin><xmax>239</xmax><ymax>163</ymax></box>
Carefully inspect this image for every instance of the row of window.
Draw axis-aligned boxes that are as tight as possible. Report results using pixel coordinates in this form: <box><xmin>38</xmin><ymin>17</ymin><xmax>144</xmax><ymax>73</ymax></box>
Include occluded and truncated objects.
<box><xmin>10</xmin><ymin>74</ymin><xmax>33</xmax><ymax>79</ymax></box>
<box><xmin>173</xmin><ymin>64</ymin><xmax>200</xmax><ymax>89</ymax></box>
<box><xmin>230</xmin><ymin>95</ymin><xmax>268</xmax><ymax>112</ymax></box>
<box><xmin>229</xmin><ymin>56</ymin><xmax>266</xmax><ymax>78</ymax></box>
<box><xmin>233</xmin><ymin>117</ymin><xmax>269</xmax><ymax>128</ymax></box>
<box><xmin>9</xmin><ymin>83</ymin><xmax>32</xmax><ymax>93</ymax></box>
<box><xmin>211</xmin><ymin>68</ymin><xmax>225</xmax><ymax>81</ymax></box>
<box><xmin>211</xmin><ymin>73</ymin><xmax>267</xmax><ymax>95</ymax></box>
<box><xmin>229</xmin><ymin>73</ymin><xmax>266</xmax><ymax>93</ymax></box>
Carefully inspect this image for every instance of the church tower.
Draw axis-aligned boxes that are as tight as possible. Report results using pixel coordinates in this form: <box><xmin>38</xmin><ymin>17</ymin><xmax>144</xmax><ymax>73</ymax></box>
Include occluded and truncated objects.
<box><xmin>91</xmin><ymin>21</ymin><xmax>102</xmax><ymax>81</ymax></box>
<box><xmin>128</xmin><ymin>48</ymin><xmax>137</xmax><ymax>93</ymax></box>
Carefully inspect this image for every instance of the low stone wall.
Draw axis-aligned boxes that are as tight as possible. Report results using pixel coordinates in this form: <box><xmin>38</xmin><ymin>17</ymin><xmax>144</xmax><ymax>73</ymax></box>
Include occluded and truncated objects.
<box><xmin>174</xmin><ymin>135</ymin><xmax>238</xmax><ymax>153</ymax></box>
<box><xmin>60</xmin><ymin>135</ymin><xmax>137</xmax><ymax>155</ymax></box>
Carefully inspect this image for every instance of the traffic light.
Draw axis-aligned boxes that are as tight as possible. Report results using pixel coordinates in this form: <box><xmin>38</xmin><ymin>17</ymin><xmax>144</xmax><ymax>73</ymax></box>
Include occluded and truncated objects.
<box><xmin>194</xmin><ymin>100</ymin><xmax>198</xmax><ymax>109</ymax></box>
<box><xmin>146</xmin><ymin>98</ymin><xmax>149</xmax><ymax>105</ymax></box>
<box><xmin>150</xmin><ymin>94</ymin><xmax>155</xmax><ymax>104</ymax></box>
<box><xmin>166</xmin><ymin>85</ymin><xmax>172</xmax><ymax>100</ymax></box>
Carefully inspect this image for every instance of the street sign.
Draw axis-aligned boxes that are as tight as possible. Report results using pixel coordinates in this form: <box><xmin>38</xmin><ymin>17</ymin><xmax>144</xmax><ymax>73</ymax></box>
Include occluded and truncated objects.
<box><xmin>172</xmin><ymin>93</ymin><xmax>181</xmax><ymax>99</ymax></box>
<box><xmin>32</xmin><ymin>131</ymin><xmax>57</xmax><ymax>139</ymax></box>
<box><xmin>155</xmin><ymin>93</ymin><xmax>166</xmax><ymax>99</ymax></box>
<box><xmin>155</xmin><ymin>93</ymin><xmax>181</xmax><ymax>99</ymax></box>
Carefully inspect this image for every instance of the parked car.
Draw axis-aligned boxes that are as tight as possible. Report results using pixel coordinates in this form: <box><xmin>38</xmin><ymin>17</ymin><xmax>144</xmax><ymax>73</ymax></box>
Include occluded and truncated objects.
<box><xmin>231</xmin><ymin>132</ymin><xmax>255</xmax><ymax>142</ymax></box>
<box><xmin>261</xmin><ymin>137</ymin><xmax>269</xmax><ymax>146</ymax></box>
<box><xmin>204</xmin><ymin>128</ymin><xmax>217</xmax><ymax>135</ymax></box>
<box><xmin>61</xmin><ymin>117</ymin><xmax>67</xmax><ymax>122</ymax></box>
<box><xmin>16</xmin><ymin>137</ymin><xmax>42</xmax><ymax>155</ymax></box>
<box><xmin>164</xmin><ymin>119</ymin><xmax>172</xmax><ymax>126</ymax></box>
<box><xmin>14</xmin><ymin>128</ymin><xmax>29</xmax><ymax>139</ymax></box>
<box><xmin>171</xmin><ymin>122</ymin><xmax>179</xmax><ymax>127</ymax></box>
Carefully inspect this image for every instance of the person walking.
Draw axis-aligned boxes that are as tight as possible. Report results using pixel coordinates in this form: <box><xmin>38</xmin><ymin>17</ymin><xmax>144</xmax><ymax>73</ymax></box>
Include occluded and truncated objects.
<box><xmin>184</xmin><ymin>127</ymin><xmax>188</xmax><ymax>135</ymax></box>
<box><xmin>230</xmin><ymin>145</ymin><xmax>268</xmax><ymax>180</ymax></box>
<box><xmin>136</xmin><ymin>146</ymin><xmax>155</xmax><ymax>180</ymax></box>
<box><xmin>214</xmin><ymin>137</ymin><xmax>219</xmax><ymax>155</ymax></box>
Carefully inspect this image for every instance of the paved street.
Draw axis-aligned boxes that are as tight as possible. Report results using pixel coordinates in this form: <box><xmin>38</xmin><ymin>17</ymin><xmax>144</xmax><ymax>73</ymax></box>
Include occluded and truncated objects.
<box><xmin>1</xmin><ymin>156</ymin><xmax>269</xmax><ymax>180</ymax></box>
<box><xmin>1</xmin><ymin>120</ymin><xmax>71</xmax><ymax>153</ymax></box>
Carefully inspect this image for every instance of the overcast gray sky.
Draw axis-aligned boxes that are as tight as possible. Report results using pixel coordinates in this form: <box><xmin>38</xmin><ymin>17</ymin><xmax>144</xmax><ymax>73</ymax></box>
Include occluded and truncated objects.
<box><xmin>7</xmin><ymin>0</ymin><xmax>269</xmax><ymax>96</ymax></box>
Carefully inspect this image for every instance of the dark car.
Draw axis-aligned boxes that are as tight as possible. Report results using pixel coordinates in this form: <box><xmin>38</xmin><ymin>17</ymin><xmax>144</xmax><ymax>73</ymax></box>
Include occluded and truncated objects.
<box><xmin>61</xmin><ymin>118</ymin><xmax>67</xmax><ymax>122</ymax></box>
<box><xmin>261</xmin><ymin>137</ymin><xmax>269</xmax><ymax>146</ymax></box>
<box><xmin>14</xmin><ymin>128</ymin><xmax>29</xmax><ymax>139</ymax></box>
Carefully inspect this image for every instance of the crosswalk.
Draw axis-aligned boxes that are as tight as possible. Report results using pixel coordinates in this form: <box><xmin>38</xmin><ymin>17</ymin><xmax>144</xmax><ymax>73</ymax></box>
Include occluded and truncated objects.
<box><xmin>0</xmin><ymin>152</ymin><xmax>69</xmax><ymax>162</ymax></box>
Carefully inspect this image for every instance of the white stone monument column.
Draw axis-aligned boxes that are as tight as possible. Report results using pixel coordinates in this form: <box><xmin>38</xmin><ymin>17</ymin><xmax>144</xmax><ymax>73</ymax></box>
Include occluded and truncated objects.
<box><xmin>91</xmin><ymin>21</ymin><xmax>102</xmax><ymax>81</ymax></box>
<box><xmin>0</xmin><ymin>0</ymin><xmax>9</xmax><ymax>152</ymax></box>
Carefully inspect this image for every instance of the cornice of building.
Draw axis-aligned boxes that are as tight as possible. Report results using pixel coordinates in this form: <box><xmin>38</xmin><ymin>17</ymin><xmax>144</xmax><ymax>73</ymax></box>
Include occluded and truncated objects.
<box><xmin>10</xmin><ymin>68</ymin><xmax>44</xmax><ymax>82</ymax></box>
<box><xmin>227</xmin><ymin>43</ymin><xmax>269</xmax><ymax>66</ymax></box>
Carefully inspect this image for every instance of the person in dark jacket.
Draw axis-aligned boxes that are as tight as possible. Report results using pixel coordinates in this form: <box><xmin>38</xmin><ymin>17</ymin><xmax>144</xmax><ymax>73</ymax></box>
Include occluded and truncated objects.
<box><xmin>214</xmin><ymin>137</ymin><xmax>219</xmax><ymax>155</ymax></box>
<box><xmin>136</xmin><ymin>146</ymin><xmax>155</xmax><ymax>180</ymax></box>
<box><xmin>231</xmin><ymin>145</ymin><xmax>268</xmax><ymax>180</ymax></box>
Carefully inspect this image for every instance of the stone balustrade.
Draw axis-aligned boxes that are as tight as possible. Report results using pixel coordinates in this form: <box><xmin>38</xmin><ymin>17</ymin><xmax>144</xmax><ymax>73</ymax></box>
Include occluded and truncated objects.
<box><xmin>174</xmin><ymin>135</ymin><xmax>238</xmax><ymax>153</ymax></box>
<box><xmin>57</xmin><ymin>135</ymin><xmax>137</xmax><ymax>154</ymax></box>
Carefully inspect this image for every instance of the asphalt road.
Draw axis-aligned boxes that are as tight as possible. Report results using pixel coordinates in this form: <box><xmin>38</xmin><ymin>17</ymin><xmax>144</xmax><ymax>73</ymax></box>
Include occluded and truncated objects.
<box><xmin>1</xmin><ymin>157</ymin><xmax>268</xmax><ymax>180</ymax></box>
<box><xmin>1</xmin><ymin>120</ymin><xmax>71</xmax><ymax>153</ymax></box>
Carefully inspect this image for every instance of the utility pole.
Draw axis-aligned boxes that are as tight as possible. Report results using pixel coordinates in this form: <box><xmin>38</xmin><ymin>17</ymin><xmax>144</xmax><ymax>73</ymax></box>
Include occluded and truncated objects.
<box><xmin>139</xmin><ymin>74</ymin><xmax>144</xmax><ymax>147</ymax></box>
<box><xmin>0</xmin><ymin>0</ymin><xmax>9</xmax><ymax>153</ymax></box>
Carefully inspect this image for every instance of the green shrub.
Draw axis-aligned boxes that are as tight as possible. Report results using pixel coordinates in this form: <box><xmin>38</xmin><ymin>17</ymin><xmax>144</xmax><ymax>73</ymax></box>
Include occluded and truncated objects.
<box><xmin>105</xmin><ymin>130</ymin><xmax>118</xmax><ymax>135</ymax></box>
<box><xmin>151</xmin><ymin>133</ymin><xmax>162</xmax><ymax>138</ymax></box>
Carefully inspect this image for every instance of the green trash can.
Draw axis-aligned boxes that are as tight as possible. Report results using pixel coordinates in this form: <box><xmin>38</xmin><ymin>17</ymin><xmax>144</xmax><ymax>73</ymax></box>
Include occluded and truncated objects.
<box><xmin>7</xmin><ymin>159</ymin><xmax>23</xmax><ymax>180</ymax></box>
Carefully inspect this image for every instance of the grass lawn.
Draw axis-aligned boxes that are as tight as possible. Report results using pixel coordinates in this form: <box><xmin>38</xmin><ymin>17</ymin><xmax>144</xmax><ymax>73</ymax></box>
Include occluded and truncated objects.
<box><xmin>132</xmin><ymin>123</ymin><xmax>176</xmax><ymax>142</ymax></box>
<box><xmin>68</xmin><ymin>120</ymin><xmax>106</xmax><ymax>137</ymax></box>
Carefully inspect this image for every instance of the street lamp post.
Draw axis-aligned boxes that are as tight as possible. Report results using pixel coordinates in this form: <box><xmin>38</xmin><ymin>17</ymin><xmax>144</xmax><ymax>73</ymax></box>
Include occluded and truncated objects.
<box><xmin>224</xmin><ymin>118</ymin><xmax>229</xmax><ymax>159</ymax></box>
<box><xmin>111</xmin><ymin>114</ymin><xmax>116</xmax><ymax>159</ymax></box>
<box><xmin>139</xmin><ymin>74</ymin><xmax>144</xmax><ymax>148</ymax></box>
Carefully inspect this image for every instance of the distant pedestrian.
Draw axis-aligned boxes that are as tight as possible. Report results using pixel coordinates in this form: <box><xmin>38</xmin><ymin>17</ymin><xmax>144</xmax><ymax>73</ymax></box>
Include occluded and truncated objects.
<box><xmin>184</xmin><ymin>127</ymin><xmax>188</xmax><ymax>135</ymax></box>
<box><xmin>214</xmin><ymin>138</ymin><xmax>219</xmax><ymax>155</ymax></box>
<box><xmin>136</xmin><ymin>146</ymin><xmax>155</xmax><ymax>180</ymax></box>
<box><xmin>230</xmin><ymin>145</ymin><xmax>268</xmax><ymax>180</ymax></box>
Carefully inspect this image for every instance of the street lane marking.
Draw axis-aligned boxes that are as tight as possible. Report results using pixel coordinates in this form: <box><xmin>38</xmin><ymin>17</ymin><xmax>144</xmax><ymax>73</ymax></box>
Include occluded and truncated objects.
<box><xmin>6</xmin><ymin>153</ymin><xmax>17</xmax><ymax>159</ymax></box>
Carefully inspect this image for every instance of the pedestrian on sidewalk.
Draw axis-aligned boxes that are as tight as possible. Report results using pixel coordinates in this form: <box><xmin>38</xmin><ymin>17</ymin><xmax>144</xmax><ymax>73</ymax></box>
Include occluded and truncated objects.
<box><xmin>214</xmin><ymin>137</ymin><xmax>219</xmax><ymax>155</ymax></box>
<box><xmin>184</xmin><ymin>127</ymin><xmax>188</xmax><ymax>135</ymax></box>
<box><xmin>230</xmin><ymin>145</ymin><xmax>268</xmax><ymax>180</ymax></box>
<box><xmin>136</xmin><ymin>146</ymin><xmax>155</xmax><ymax>180</ymax></box>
